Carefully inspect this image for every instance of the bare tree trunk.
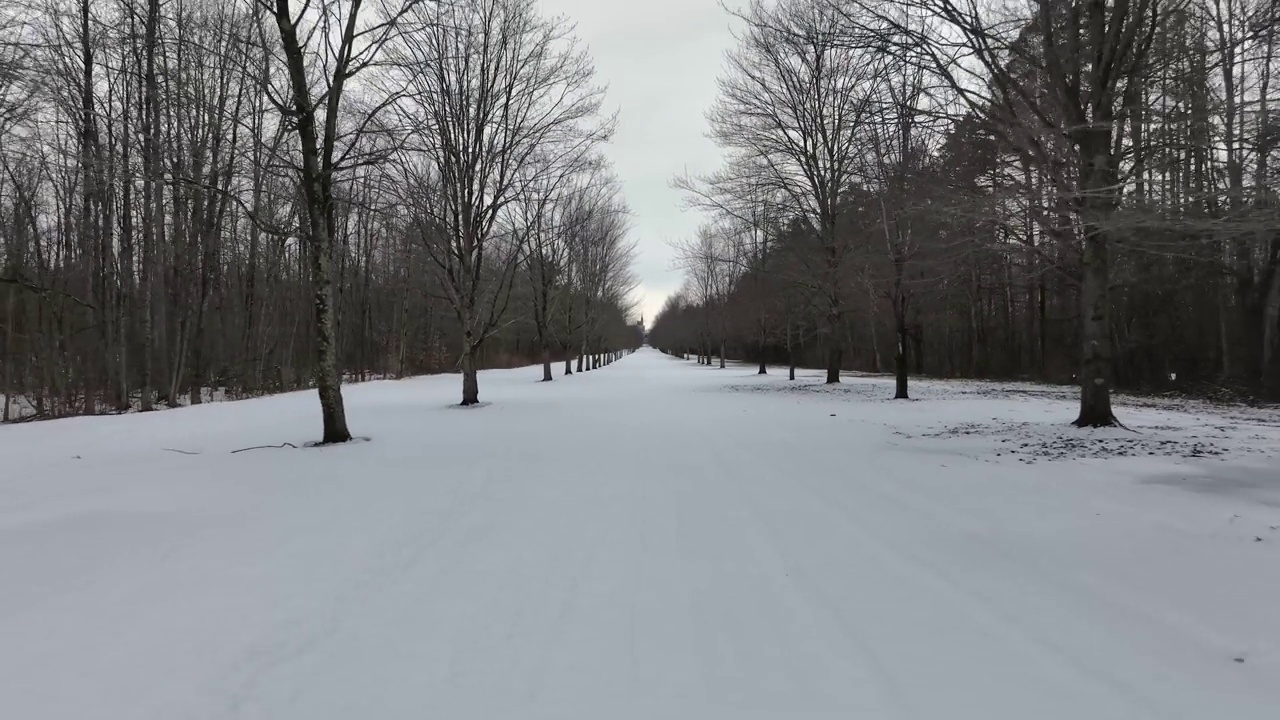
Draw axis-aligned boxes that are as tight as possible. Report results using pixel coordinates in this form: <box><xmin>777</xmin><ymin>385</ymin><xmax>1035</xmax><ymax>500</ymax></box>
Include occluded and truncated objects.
<box><xmin>1219</xmin><ymin>274</ymin><xmax>1233</xmax><ymax>379</ymax></box>
<box><xmin>825</xmin><ymin>291</ymin><xmax>842</xmax><ymax>383</ymax></box>
<box><xmin>272</xmin><ymin>0</ymin><xmax>354</xmax><ymax>444</ymax></box>
<box><xmin>825</xmin><ymin>340</ymin><xmax>842</xmax><ymax>384</ymax></box>
<box><xmin>1074</xmin><ymin>230</ymin><xmax>1115</xmax><ymax>426</ymax></box>
<box><xmin>312</xmin><ymin>250</ymin><xmax>351</xmax><ymax>439</ymax></box>
<box><xmin>78</xmin><ymin>0</ymin><xmax>99</xmax><ymax>415</ymax></box>
<box><xmin>460</xmin><ymin>334</ymin><xmax>480</xmax><ymax>405</ymax></box>
<box><xmin>1263</xmin><ymin>268</ymin><xmax>1280</xmax><ymax>397</ymax></box>
<box><xmin>894</xmin><ymin>308</ymin><xmax>909</xmax><ymax>400</ymax></box>
<box><xmin>757</xmin><ymin>319</ymin><xmax>767</xmax><ymax>374</ymax></box>
<box><xmin>2</xmin><ymin>286</ymin><xmax>12</xmax><ymax>421</ymax></box>
<box><xmin>139</xmin><ymin>0</ymin><xmax>161</xmax><ymax>412</ymax></box>
<box><xmin>786</xmin><ymin>315</ymin><xmax>796</xmax><ymax>381</ymax></box>
<box><xmin>1073</xmin><ymin>128</ymin><xmax>1118</xmax><ymax>427</ymax></box>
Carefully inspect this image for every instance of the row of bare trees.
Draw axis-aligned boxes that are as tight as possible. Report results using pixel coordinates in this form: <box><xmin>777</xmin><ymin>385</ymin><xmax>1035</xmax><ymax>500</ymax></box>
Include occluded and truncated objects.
<box><xmin>0</xmin><ymin>0</ymin><xmax>640</xmax><ymax>439</ymax></box>
<box><xmin>651</xmin><ymin>0</ymin><xmax>1280</xmax><ymax>425</ymax></box>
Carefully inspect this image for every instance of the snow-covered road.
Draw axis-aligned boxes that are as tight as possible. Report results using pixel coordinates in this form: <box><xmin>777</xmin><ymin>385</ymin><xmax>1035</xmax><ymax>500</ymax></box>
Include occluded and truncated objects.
<box><xmin>2</xmin><ymin>348</ymin><xmax>1278</xmax><ymax>719</ymax></box>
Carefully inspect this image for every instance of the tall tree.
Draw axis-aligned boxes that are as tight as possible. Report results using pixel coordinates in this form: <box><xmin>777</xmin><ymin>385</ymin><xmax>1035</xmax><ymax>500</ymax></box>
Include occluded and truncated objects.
<box><xmin>258</xmin><ymin>0</ymin><xmax>416</xmax><ymax>442</ymax></box>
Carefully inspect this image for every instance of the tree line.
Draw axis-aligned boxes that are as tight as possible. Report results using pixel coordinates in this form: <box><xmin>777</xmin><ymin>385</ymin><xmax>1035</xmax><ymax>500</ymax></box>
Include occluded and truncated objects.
<box><xmin>0</xmin><ymin>0</ymin><xmax>641</xmax><ymax>440</ymax></box>
<box><xmin>649</xmin><ymin>0</ymin><xmax>1280</xmax><ymax>426</ymax></box>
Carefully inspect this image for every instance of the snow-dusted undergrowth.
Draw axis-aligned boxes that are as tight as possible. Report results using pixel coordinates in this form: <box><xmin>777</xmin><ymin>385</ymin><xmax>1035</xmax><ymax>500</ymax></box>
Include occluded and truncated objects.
<box><xmin>726</xmin><ymin>369</ymin><xmax>1280</xmax><ymax>464</ymax></box>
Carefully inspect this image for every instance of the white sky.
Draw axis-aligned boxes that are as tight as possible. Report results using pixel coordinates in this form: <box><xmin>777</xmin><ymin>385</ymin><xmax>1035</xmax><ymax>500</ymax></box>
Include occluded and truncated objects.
<box><xmin>538</xmin><ymin>0</ymin><xmax>745</xmax><ymax>324</ymax></box>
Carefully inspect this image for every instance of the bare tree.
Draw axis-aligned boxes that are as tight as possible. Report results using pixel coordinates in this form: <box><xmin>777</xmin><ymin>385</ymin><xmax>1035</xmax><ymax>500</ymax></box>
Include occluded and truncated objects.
<box><xmin>257</xmin><ymin>0</ymin><xmax>418</xmax><ymax>442</ymax></box>
<box><xmin>394</xmin><ymin>0</ymin><xmax>611</xmax><ymax>405</ymax></box>
<box><xmin>862</xmin><ymin>50</ymin><xmax>947</xmax><ymax>399</ymax></box>
<box><xmin>710</xmin><ymin>0</ymin><xmax>880</xmax><ymax>383</ymax></box>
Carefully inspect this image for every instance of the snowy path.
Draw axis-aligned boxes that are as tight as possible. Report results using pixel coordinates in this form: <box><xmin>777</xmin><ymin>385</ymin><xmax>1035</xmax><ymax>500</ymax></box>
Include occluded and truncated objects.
<box><xmin>2</xmin><ymin>348</ymin><xmax>1278</xmax><ymax>719</ymax></box>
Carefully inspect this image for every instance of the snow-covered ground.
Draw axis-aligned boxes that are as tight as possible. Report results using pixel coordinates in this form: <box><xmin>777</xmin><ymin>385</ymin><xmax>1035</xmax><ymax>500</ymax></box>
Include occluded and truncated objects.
<box><xmin>2</xmin><ymin>348</ymin><xmax>1278</xmax><ymax>719</ymax></box>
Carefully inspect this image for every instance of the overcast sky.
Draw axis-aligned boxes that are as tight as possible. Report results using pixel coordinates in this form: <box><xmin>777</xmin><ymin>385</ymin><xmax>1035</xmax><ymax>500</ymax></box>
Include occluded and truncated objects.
<box><xmin>538</xmin><ymin>0</ymin><xmax>745</xmax><ymax>324</ymax></box>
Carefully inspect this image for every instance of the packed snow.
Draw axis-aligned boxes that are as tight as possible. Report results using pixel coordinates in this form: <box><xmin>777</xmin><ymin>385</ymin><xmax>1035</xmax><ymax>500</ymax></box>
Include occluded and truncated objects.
<box><xmin>2</xmin><ymin>348</ymin><xmax>1278</xmax><ymax>719</ymax></box>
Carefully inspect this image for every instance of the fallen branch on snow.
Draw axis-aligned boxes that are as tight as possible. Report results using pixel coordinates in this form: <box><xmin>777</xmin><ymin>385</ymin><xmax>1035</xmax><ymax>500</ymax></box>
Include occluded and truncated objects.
<box><xmin>230</xmin><ymin>442</ymin><xmax>298</xmax><ymax>454</ymax></box>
